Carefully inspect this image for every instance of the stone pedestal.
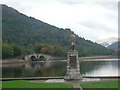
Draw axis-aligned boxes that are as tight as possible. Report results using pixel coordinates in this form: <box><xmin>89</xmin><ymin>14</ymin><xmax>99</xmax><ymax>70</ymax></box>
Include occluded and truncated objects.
<box><xmin>64</xmin><ymin>50</ymin><xmax>82</xmax><ymax>80</ymax></box>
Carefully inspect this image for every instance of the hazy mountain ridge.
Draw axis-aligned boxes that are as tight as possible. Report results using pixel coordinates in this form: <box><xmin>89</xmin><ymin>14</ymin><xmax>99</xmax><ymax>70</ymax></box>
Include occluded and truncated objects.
<box><xmin>96</xmin><ymin>37</ymin><xmax>118</xmax><ymax>47</ymax></box>
<box><xmin>108</xmin><ymin>41</ymin><xmax>119</xmax><ymax>51</ymax></box>
<box><xmin>2</xmin><ymin>4</ymin><xmax>117</xmax><ymax>56</ymax></box>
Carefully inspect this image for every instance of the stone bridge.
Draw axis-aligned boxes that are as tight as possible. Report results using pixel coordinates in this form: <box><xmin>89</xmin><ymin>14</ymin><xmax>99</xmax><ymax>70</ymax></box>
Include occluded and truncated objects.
<box><xmin>24</xmin><ymin>54</ymin><xmax>53</xmax><ymax>61</ymax></box>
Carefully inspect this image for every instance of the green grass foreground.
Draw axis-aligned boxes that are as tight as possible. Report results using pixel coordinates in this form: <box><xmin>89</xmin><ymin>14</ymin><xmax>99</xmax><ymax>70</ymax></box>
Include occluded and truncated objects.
<box><xmin>2</xmin><ymin>80</ymin><xmax>73</xmax><ymax>88</ymax></box>
<box><xmin>80</xmin><ymin>80</ymin><xmax>119</xmax><ymax>88</ymax></box>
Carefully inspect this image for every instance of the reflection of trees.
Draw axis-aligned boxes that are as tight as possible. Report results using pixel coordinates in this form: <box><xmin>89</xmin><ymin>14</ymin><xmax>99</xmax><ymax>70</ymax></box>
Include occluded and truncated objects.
<box><xmin>22</xmin><ymin>61</ymin><xmax>67</xmax><ymax>77</ymax></box>
<box><xmin>29</xmin><ymin>62</ymin><xmax>67</xmax><ymax>77</ymax></box>
<box><xmin>2</xmin><ymin>65</ymin><xmax>23</xmax><ymax>78</ymax></box>
<box><xmin>3</xmin><ymin>62</ymin><xmax>67</xmax><ymax>78</ymax></box>
<box><xmin>40</xmin><ymin>62</ymin><xmax>67</xmax><ymax>76</ymax></box>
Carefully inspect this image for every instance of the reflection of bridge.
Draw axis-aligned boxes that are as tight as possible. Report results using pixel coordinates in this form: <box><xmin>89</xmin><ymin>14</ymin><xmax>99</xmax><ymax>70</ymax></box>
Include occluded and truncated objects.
<box><xmin>24</xmin><ymin>54</ymin><xmax>53</xmax><ymax>61</ymax></box>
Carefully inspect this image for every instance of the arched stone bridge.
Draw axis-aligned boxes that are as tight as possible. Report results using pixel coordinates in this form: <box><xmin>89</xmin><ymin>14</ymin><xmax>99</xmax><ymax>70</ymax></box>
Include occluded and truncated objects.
<box><xmin>24</xmin><ymin>54</ymin><xmax>53</xmax><ymax>61</ymax></box>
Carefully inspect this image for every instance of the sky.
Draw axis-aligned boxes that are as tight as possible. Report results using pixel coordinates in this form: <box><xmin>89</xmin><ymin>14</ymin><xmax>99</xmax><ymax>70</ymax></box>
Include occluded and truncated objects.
<box><xmin>1</xmin><ymin>0</ymin><xmax>119</xmax><ymax>42</ymax></box>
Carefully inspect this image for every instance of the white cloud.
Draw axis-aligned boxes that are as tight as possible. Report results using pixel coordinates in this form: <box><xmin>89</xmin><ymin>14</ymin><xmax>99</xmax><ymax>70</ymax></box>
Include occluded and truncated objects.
<box><xmin>1</xmin><ymin>0</ymin><xmax>118</xmax><ymax>41</ymax></box>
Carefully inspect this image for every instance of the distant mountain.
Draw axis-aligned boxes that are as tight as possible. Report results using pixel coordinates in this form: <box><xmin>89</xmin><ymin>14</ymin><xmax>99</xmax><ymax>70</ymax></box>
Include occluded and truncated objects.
<box><xmin>108</xmin><ymin>41</ymin><xmax>119</xmax><ymax>51</ymax></box>
<box><xmin>2</xmin><ymin>4</ymin><xmax>117</xmax><ymax>56</ymax></box>
<box><xmin>96</xmin><ymin>37</ymin><xmax>118</xmax><ymax>47</ymax></box>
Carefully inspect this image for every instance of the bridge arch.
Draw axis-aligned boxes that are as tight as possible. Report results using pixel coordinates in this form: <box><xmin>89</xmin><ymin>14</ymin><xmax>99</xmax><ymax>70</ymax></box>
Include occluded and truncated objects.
<box><xmin>30</xmin><ymin>56</ymin><xmax>36</xmax><ymax>61</ymax></box>
<box><xmin>39</xmin><ymin>55</ymin><xmax>46</xmax><ymax>61</ymax></box>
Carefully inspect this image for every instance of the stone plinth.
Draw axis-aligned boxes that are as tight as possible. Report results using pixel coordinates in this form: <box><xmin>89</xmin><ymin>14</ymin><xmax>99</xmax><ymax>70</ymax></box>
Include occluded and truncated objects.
<box><xmin>64</xmin><ymin>50</ymin><xmax>82</xmax><ymax>80</ymax></box>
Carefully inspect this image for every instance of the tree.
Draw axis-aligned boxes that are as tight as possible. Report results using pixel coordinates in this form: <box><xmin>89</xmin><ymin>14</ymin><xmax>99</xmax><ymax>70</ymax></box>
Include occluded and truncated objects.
<box><xmin>11</xmin><ymin>44</ymin><xmax>22</xmax><ymax>57</ymax></box>
<box><xmin>34</xmin><ymin>43</ymin><xmax>66</xmax><ymax>56</ymax></box>
<box><xmin>2</xmin><ymin>43</ymin><xmax>14</xmax><ymax>59</ymax></box>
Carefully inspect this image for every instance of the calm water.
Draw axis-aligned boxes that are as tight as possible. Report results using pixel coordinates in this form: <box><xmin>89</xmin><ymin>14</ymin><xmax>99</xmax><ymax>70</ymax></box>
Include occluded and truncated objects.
<box><xmin>2</xmin><ymin>59</ymin><xmax>119</xmax><ymax>78</ymax></box>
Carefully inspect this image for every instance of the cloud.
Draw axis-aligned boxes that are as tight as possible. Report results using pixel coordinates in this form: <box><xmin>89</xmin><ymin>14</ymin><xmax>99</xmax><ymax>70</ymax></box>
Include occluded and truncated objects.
<box><xmin>1</xmin><ymin>0</ymin><xmax>118</xmax><ymax>41</ymax></box>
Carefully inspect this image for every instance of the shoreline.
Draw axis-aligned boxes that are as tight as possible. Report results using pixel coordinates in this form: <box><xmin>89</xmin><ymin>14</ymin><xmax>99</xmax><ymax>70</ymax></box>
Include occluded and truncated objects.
<box><xmin>1</xmin><ymin>56</ymin><xmax>118</xmax><ymax>64</ymax></box>
<box><xmin>79</xmin><ymin>56</ymin><xmax>118</xmax><ymax>60</ymax></box>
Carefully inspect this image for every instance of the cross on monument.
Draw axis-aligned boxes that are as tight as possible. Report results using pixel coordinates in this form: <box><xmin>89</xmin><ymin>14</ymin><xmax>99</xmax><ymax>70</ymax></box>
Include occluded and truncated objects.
<box><xmin>70</xmin><ymin>34</ymin><xmax>76</xmax><ymax>51</ymax></box>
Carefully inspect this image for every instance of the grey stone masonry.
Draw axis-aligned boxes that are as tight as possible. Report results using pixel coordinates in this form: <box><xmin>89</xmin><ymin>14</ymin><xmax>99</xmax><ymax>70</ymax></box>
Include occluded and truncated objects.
<box><xmin>64</xmin><ymin>50</ymin><xmax>82</xmax><ymax>80</ymax></box>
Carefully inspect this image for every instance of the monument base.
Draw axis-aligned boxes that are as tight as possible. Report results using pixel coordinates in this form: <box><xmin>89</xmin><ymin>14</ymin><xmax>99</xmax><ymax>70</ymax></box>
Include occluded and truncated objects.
<box><xmin>64</xmin><ymin>69</ymin><xmax>82</xmax><ymax>80</ymax></box>
<box><xmin>64</xmin><ymin>50</ymin><xmax>82</xmax><ymax>81</ymax></box>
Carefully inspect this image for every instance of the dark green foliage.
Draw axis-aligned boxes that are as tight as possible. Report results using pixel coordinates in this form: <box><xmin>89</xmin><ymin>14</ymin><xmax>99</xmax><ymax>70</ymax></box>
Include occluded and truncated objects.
<box><xmin>11</xmin><ymin>44</ymin><xmax>22</xmax><ymax>57</ymax></box>
<box><xmin>2</xmin><ymin>43</ymin><xmax>14</xmax><ymax>59</ymax></box>
<box><xmin>2</xmin><ymin>42</ymin><xmax>24</xmax><ymax>59</ymax></box>
<box><xmin>1</xmin><ymin>4</ymin><xmax>117</xmax><ymax>58</ymax></box>
<box><xmin>34</xmin><ymin>43</ymin><xmax>66</xmax><ymax>56</ymax></box>
<box><xmin>22</xmin><ymin>48</ymin><xmax>34</xmax><ymax>55</ymax></box>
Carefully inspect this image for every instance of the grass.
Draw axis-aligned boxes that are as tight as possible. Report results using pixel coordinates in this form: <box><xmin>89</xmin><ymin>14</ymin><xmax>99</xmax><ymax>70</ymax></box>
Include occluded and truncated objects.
<box><xmin>80</xmin><ymin>80</ymin><xmax>119</xmax><ymax>88</ymax></box>
<box><xmin>2</xmin><ymin>80</ymin><xmax>73</xmax><ymax>88</ymax></box>
<box><xmin>2</xmin><ymin>80</ymin><xmax>120</xmax><ymax>89</ymax></box>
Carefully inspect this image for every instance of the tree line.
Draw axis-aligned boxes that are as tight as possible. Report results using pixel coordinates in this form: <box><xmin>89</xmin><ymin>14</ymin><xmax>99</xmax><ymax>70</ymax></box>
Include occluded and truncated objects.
<box><xmin>2</xmin><ymin>41</ymin><xmax>117</xmax><ymax>59</ymax></box>
<box><xmin>2</xmin><ymin>42</ymin><xmax>67</xmax><ymax>59</ymax></box>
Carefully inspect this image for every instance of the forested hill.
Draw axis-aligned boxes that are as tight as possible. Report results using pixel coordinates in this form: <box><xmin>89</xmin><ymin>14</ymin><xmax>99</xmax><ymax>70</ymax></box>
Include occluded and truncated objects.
<box><xmin>2</xmin><ymin>4</ymin><xmax>117</xmax><ymax>56</ymax></box>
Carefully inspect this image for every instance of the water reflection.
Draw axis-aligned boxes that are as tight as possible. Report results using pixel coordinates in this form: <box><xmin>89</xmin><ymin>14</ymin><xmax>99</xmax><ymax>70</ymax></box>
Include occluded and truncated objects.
<box><xmin>80</xmin><ymin>60</ymin><xmax>119</xmax><ymax>76</ymax></box>
<box><xmin>2</xmin><ymin>61</ymin><xmax>67</xmax><ymax>78</ymax></box>
<box><xmin>2</xmin><ymin>59</ymin><xmax>119</xmax><ymax>78</ymax></box>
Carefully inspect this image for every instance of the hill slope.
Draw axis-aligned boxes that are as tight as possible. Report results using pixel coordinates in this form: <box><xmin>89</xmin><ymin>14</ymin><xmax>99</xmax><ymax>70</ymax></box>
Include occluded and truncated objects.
<box><xmin>108</xmin><ymin>41</ymin><xmax>119</xmax><ymax>51</ymax></box>
<box><xmin>2</xmin><ymin>4</ymin><xmax>117</xmax><ymax>56</ymax></box>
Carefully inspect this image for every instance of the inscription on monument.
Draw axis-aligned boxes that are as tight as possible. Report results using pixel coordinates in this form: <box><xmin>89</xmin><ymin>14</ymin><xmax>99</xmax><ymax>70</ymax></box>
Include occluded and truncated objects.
<box><xmin>70</xmin><ymin>56</ymin><xmax>77</xmax><ymax>68</ymax></box>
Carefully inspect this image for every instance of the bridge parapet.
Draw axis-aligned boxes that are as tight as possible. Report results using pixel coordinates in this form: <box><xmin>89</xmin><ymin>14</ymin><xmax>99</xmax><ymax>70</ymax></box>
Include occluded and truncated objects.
<box><xmin>24</xmin><ymin>54</ymin><xmax>52</xmax><ymax>61</ymax></box>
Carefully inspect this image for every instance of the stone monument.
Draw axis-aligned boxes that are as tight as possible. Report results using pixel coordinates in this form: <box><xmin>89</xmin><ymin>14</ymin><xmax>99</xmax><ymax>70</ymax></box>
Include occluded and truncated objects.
<box><xmin>64</xmin><ymin>34</ymin><xmax>82</xmax><ymax>80</ymax></box>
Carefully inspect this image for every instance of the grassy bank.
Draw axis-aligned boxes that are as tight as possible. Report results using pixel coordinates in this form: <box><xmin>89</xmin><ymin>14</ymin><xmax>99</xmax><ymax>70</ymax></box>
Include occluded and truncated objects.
<box><xmin>1</xmin><ymin>60</ymin><xmax>29</xmax><ymax>64</ymax></box>
<box><xmin>2</xmin><ymin>80</ymin><xmax>73</xmax><ymax>88</ymax></box>
<box><xmin>79</xmin><ymin>56</ymin><xmax>118</xmax><ymax>60</ymax></box>
<box><xmin>80</xmin><ymin>80</ymin><xmax>119</xmax><ymax>88</ymax></box>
